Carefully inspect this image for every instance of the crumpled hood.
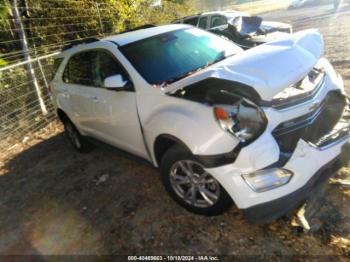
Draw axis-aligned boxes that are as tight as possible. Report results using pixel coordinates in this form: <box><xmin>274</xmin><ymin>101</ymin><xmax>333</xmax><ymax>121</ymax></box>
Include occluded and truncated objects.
<box><xmin>169</xmin><ymin>29</ymin><xmax>323</xmax><ymax>101</ymax></box>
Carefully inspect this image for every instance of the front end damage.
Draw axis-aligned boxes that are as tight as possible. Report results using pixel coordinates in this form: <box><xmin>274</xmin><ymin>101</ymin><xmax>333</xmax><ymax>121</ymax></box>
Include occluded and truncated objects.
<box><xmin>204</xmin><ymin>66</ymin><xmax>350</xmax><ymax>224</ymax></box>
<box><xmin>168</xmin><ymin>30</ymin><xmax>350</xmax><ymax>223</ymax></box>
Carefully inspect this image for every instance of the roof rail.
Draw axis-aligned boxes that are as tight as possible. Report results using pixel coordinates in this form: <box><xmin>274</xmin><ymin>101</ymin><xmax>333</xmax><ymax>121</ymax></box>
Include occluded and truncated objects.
<box><xmin>177</xmin><ymin>13</ymin><xmax>202</xmax><ymax>21</ymax></box>
<box><xmin>62</xmin><ymin>37</ymin><xmax>99</xmax><ymax>51</ymax></box>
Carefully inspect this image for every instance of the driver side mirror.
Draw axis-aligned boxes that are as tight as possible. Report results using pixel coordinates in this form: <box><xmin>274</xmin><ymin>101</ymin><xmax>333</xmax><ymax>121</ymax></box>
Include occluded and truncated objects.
<box><xmin>104</xmin><ymin>74</ymin><xmax>129</xmax><ymax>91</ymax></box>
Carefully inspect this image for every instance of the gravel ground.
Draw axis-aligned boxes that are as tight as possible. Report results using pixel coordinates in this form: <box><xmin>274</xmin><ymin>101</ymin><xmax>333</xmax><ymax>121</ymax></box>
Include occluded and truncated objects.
<box><xmin>1</xmin><ymin>3</ymin><xmax>350</xmax><ymax>257</ymax></box>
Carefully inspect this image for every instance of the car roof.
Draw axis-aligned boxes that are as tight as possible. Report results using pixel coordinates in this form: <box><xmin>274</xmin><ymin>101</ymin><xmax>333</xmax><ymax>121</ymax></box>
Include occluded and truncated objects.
<box><xmin>56</xmin><ymin>24</ymin><xmax>191</xmax><ymax>57</ymax></box>
<box><xmin>103</xmin><ymin>24</ymin><xmax>190</xmax><ymax>46</ymax></box>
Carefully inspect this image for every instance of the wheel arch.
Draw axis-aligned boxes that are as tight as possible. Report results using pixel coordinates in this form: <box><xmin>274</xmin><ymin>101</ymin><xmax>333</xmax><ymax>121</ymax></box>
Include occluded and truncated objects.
<box><xmin>153</xmin><ymin>134</ymin><xmax>192</xmax><ymax>167</ymax></box>
<box><xmin>57</xmin><ymin>108</ymin><xmax>69</xmax><ymax>122</ymax></box>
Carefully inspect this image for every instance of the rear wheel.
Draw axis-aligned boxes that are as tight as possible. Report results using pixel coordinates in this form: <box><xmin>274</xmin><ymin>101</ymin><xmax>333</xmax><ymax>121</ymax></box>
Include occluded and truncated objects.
<box><xmin>63</xmin><ymin>118</ymin><xmax>91</xmax><ymax>153</ymax></box>
<box><xmin>160</xmin><ymin>145</ymin><xmax>232</xmax><ymax>216</ymax></box>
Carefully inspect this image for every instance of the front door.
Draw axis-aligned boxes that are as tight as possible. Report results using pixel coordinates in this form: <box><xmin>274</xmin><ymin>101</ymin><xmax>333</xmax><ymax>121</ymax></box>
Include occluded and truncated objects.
<box><xmin>89</xmin><ymin>50</ymin><xmax>147</xmax><ymax>158</ymax></box>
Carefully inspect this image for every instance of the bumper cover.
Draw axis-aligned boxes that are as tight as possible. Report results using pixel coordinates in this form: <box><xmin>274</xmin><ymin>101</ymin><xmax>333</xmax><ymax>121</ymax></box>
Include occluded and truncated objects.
<box><xmin>205</xmin><ymin>93</ymin><xmax>350</xmax><ymax>223</ymax></box>
<box><xmin>241</xmin><ymin>154</ymin><xmax>342</xmax><ymax>224</ymax></box>
<box><xmin>242</xmin><ymin>101</ymin><xmax>350</xmax><ymax>224</ymax></box>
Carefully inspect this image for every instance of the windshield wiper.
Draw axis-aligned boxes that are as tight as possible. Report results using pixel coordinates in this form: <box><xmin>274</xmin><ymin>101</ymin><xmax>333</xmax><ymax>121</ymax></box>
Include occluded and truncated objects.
<box><xmin>163</xmin><ymin>53</ymin><xmax>234</xmax><ymax>86</ymax></box>
<box><xmin>164</xmin><ymin>66</ymin><xmax>204</xmax><ymax>86</ymax></box>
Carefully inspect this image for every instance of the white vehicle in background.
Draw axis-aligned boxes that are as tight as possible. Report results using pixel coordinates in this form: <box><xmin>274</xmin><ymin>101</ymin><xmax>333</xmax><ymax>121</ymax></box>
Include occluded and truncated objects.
<box><xmin>50</xmin><ymin>24</ymin><xmax>350</xmax><ymax>223</ymax></box>
<box><xmin>172</xmin><ymin>10</ymin><xmax>292</xmax><ymax>34</ymax></box>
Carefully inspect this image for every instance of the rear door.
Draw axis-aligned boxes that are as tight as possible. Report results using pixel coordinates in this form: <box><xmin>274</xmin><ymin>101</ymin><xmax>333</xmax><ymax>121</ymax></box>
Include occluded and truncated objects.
<box><xmin>61</xmin><ymin>50</ymin><xmax>99</xmax><ymax>134</ymax></box>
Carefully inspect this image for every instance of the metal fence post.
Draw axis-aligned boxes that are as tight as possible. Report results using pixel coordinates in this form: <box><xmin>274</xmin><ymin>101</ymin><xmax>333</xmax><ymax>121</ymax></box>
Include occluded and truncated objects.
<box><xmin>95</xmin><ymin>2</ymin><xmax>104</xmax><ymax>35</ymax></box>
<box><xmin>37</xmin><ymin>58</ymin><xmax>49</xmax><ymax>93</ymax></box>
<box><xmin>12</xmin><ymin>0</ymin><xmax>48</xmax><ymax>115</ymax></box>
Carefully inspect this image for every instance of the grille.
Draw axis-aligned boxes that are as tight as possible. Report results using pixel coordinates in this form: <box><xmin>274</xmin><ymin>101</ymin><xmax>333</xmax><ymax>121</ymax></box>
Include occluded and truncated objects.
<box><xmin>271</xmin><ymin>68</ymin><xmax>325</xmax><ymax>110</ymax></box>
<box><xmin>272</xmin><ymin>91</ymin><xmax>348</xmax><ymax>153</ymax></box>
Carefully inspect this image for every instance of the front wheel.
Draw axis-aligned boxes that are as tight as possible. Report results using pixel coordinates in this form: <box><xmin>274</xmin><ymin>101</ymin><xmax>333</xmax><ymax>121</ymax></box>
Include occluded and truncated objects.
<box><xmin>160</xmin><ymin>145</ymin><xmax>232</xmax><ymax>216</ymax></box>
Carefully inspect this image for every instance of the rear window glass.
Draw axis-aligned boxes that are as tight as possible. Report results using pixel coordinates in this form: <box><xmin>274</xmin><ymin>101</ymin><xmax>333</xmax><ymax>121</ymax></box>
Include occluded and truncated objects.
<box><xmin>63</xmin><ymin>51</ymin><xmax>97</xmax><ymax>86</ymax></box>
<box><xmin>184</xmin><ymin>17</ymin><xmax>199</xmax><ymax>26</ymax></box>
<box><xmin>198</xmin><ymin>17</ymin><xmax>208</xmax><ymax>29</ymax></box>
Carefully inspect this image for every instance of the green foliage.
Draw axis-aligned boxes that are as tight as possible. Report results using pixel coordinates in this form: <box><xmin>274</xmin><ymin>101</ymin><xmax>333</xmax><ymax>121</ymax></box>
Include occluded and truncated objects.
<box><xmin>0</xmin><ymin>58</ymin><xmax>6</xmax><ymax>66</ymax></box>
<box><xmin>0</xmin><ymin>0</ymin><xmax>197</xmax><ymax>145</ymax></box>
<box><xmin>0</xmin><ymin>0</ymin><xmax>10</xmax><ymax>20</ymax></box>
<box><xmin>143</xmin><ymin>0</ymin><xmax>196</xmax><ymax>24</ymax></box>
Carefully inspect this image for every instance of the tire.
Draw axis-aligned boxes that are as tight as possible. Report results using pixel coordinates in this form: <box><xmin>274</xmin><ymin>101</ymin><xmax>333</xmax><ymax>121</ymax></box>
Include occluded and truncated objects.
<box><xmin>160</xmin><ymin>145</ymin><xmax>232</xmax><ymax>216</ymax></box>
<box><xmin>62</xmin><ymin>118</ymin><xmax>91</xmax><ymax>153</ymax></box>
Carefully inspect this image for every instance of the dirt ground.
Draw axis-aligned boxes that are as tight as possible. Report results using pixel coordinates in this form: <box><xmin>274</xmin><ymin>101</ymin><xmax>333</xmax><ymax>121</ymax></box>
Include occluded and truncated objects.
<box><xmin>1</xmin><ymin>3</ymin><xmax>350</xmax><ymax>258</ymax></box>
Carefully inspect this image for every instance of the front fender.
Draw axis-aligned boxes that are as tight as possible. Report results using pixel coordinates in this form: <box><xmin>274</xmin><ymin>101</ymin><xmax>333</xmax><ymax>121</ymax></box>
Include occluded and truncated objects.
<box><xmin>137</xmin><ymin>92</ymin><xmax>239</xmax><ymax>166</ymax></box>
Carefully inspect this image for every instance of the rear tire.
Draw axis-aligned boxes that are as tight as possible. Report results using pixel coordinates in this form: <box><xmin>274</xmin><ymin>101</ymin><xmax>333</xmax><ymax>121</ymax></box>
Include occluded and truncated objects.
<box><xmin>160</xmin><ymin>145</ymin><xmax>232</xmax><ymax>216</ymax></box>
<box><xmin>63</xmin><ymin>118</ymin><xmax>91</xmax><ymax>153</ymax></box>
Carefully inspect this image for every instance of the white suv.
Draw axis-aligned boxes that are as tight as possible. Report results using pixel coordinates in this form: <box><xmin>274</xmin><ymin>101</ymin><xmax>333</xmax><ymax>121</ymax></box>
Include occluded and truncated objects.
<box><xmin>51</xmin><ymin>24</ymin><xmax>350</xmax><ymax>223</ymax></box>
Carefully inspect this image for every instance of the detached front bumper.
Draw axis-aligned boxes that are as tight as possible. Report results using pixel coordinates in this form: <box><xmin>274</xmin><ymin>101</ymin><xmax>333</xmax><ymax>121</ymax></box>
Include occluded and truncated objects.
<box><xmin>242</xmin><ymin>141</ymin><xmax>349</xmax><ymax>223</ymax></box>
<box><xmin>205</xmin><ymin>89</ymin><xmax>350</xmax><ymax>223</ymax></box>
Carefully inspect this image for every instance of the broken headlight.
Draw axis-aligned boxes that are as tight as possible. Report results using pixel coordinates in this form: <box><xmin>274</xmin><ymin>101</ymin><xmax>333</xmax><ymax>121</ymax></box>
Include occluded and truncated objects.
<box><xmin>214</xmin><ymin>97</ymin><xmax>267</xmax><ymax>144</ymax></box>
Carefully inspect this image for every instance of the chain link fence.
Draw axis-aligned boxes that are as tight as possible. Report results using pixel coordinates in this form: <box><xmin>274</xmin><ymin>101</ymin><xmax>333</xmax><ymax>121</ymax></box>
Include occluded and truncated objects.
<box><xmin>0</xmin><ymin>0</ymin><xmax>205</xmax><ymax>151</ymax></box>
<box><xmin>0</xmin><ymin>0</ymin><xmax>115</xmax><ymax>150</ymax></box>
<box><xmin>0</xmin><ymin>54</ymin><xmax>57</xmax><ymax>149</ymax></box>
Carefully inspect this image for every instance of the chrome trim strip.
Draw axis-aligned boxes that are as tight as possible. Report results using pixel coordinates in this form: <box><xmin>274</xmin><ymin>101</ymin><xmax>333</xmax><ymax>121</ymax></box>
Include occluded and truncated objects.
<box><xmin>273</xmin><ymin>98</ymin><xmax>327</xmax><ymax>136</ymax></box>
<box><xmin>309</xmin><ymin>133</ymin><xmax>350</xmax><ymax>151</ymax></box>
<box><xmin>274</xmin><ymin>77</ymin><xmax>326</xmax><ymax>112</ymax></box>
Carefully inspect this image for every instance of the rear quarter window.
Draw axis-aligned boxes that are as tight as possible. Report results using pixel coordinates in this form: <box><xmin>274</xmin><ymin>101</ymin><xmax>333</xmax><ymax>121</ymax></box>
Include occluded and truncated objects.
<box><xmin>184</xmin><ymin>17</ymin><xmax>199</xmax><ymax>26</ymax></box>
<box><xmin>51</xmin><ymin>57</ymin><xmax>64</xmax><ymax>80</ymax></box>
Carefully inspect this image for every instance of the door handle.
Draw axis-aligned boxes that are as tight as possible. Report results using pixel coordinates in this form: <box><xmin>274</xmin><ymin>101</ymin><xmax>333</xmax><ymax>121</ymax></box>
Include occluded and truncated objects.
<box><xmin>89</xmin><ymin>96</ymin><xmax>99</xmax><ymax>102</ymax></box>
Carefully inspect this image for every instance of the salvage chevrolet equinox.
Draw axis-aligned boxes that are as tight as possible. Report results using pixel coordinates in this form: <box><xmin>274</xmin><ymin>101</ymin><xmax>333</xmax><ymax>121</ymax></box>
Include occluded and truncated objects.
<box><xmin>51</xmin><ymin>24</ymin><xmax>350</xmax><ymax>223</ymax></box>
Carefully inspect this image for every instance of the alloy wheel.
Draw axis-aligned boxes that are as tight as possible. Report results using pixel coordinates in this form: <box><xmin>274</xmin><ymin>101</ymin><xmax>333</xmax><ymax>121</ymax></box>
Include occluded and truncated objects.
<box><xmin>169</xmin><ymin>160</ymin><xmax>220</xmax><ymax>208</ymax></box>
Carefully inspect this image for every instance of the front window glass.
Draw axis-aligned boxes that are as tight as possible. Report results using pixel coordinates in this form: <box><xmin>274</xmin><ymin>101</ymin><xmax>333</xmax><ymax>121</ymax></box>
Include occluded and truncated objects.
<box><xmin>94</xmin><ymin>51</ymin><xmax>125</xmax><ymax>87</ymax></box>
<box><xmin>120</xmin><ymin>28</ymin><xmax>241</xmax><ymax>86</ymax></box>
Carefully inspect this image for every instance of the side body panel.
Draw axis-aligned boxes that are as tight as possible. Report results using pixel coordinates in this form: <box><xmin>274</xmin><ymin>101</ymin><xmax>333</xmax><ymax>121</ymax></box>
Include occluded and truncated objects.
<box><xmin>51</xmin><ymin>41</ymin><xmax>149</xmax><ymax>159</ymax></box>
<box><xmin>135</xmin><ymin>88</ymin><xmax>240</xmax><ymax>166</ymax></box>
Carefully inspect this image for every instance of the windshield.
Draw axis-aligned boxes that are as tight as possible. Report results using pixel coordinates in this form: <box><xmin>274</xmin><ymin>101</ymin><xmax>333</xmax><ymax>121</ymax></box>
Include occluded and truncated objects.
<box><xmin>120</xmin><ymin>28</ymin><xmax>242</xmax><ymax>86</ymax></box>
